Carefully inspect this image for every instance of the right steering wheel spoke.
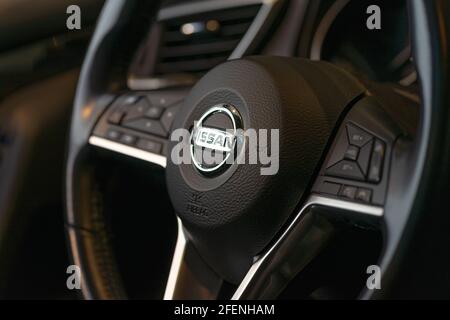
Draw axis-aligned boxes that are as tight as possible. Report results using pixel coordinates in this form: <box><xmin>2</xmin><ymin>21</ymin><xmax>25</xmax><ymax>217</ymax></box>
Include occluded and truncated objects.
<box><xmin>232</xmin><ymin>93</ymin><xmax>410</xmax><ymax>300</ymax></box>
<box><xmin>89</xmin><ymin>89</ymin><xmax>189</xmax><ymax>168</ymax></box>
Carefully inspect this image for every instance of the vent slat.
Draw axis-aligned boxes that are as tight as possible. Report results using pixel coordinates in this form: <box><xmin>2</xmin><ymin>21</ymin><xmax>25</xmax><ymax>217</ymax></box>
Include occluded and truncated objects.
<box><xmin>160</xmin><ymin>39</ymin><xmax>240</xmax><ymax>59</ymax></box>
<box><xmin>220</xmin><ymin>22</ymin><xmax>254</xmax><ymax>37</ymax></box>
<box><xmin>164</xmin><ymin>5</ymin><xmax>260</xmax><ymax>29</ymax></box>
<box><xmin>163</xmin><ymin>33</ymin><xmax>245</xmax><ymax>46</ymax></box>
<box><xmin>163</xmin><ymin>22</ymin><xmax>252</xmax><ymax>44</ymax></box>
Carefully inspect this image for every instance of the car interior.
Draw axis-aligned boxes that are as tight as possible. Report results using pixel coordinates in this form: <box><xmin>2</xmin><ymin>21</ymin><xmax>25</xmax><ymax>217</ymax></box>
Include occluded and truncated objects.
<box><xmin>0</xmin><ymin>0</ymin><xmax>449</xmax><ymax>301</ymax></box>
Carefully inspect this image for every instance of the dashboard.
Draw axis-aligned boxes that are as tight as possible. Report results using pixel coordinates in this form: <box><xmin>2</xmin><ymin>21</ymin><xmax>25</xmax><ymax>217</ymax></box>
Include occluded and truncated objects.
<box><xmin>310</xmin><ymin>0</ymin><xmax>414</xmax><ymax>85</ymax></box>
<box><xmin>127</xmin><ymin>0</ymin><xmax>415</xmax><ymax>90</ymax></box>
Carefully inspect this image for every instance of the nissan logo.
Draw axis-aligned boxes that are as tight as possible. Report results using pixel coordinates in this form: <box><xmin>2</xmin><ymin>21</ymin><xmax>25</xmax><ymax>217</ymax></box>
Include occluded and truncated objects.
<box><xmin>190</xmin><ymin>104</ymin><xmax>243</xmax><ymax>175</ymax></box>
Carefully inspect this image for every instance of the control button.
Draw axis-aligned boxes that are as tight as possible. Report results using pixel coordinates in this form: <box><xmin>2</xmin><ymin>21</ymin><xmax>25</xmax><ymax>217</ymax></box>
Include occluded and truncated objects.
<box><xmin>147</xmin><ymin>94</ymin><xmax>182</xmax><ymax>108</ymax></box>
<box><xmin>112</xmin><ymin>94</ymin><xmax>139</xmax><ymax>107</ymax></box>
<box><xmin>340</xmin><ymin>185</ymin><xmax>357</xmax><ymax>200</ymax></box>
<box><xmin>146</xmin><ymin>105</ymin><xmax>164</xmax><ymax>119</ymax></box>
<box><xmin>358</xmin><ymin>141</ymin><xmax>373</xmax><ymax>176</ymax></box>
<box><xmin>347</xmin><ymin>124</ymin><xmax>373</xmax><ymax>147</ymax></box>
<box><xmin>121</xmin><ymin>95</ymin><xmax>139</xmax><ymax>105</ymax></box>
<box><xmin>136</xmin><ymin>139</ymin><xmax>162</xmax><ymax>154</ymax></box>
<box><xmin>344</xmin><ymin>145</ymin><xmax>360</xmax><ymax>161</ymax></box>
<box><xmin>108</xmin><ymin>108</ymin><xmax>125</xmax><ymax>124</ymax></box>
<box><xmin>320</xmin><ymin>182</ymin><xmax>341</xmax><ymax>196</ymax></box>
<box><xmin>355</xmin><ymin>188</ymin><xmax>372</xmax><ymax>203</ymax></box>
<box><xmin>124</xmin><ymin>118</ymin><xmax>167</xmax><ymax>137</ymax></box>
<box><xmin>326</xmin><ymin>160</ymin><xmax>365</xmax><ymax>181</ymax></box>
<box><xmin>120</xmin><ymin>134</ymin><xmax>137</xmax><ymax>145</ymax></box>
<box><xmin>326</xmin><ymin>129</ymin><xmax>348</xmax><ymax>168</ymax></box>
<box><xmin>368</xmin><ymin>139</ymin><xmax>385</xmax><ymax>183</ymax></box>
<box><xmin>106</xmin><ymin>129</ymin><xmax>121</xmax><ymax>141</ymax></box>
<box><xmin>161</xmin><ymin>105</ymin><xmax>178</xmax><ymax>131</ymax></box>
<box><xmin>123</xmin><ymin>98</ymin><xmax>149</xmax><ymax>122</ymax></box>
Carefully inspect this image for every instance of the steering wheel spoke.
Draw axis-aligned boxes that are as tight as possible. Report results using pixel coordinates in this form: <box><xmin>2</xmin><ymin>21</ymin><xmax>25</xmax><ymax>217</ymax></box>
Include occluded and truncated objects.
<box><xmin>164</xmin><ymin>219</ymin><xmax>226</xmax><ymax>300</ymax></box>
<box><xmin>230</xmin><ymin>193</ymin><xmax>383</xmax><ymax>299</ymax></box>
<box><xmin>232</xmin><ymin>89</ymin><xmax>419</xmax><ymax>299</ymax></box>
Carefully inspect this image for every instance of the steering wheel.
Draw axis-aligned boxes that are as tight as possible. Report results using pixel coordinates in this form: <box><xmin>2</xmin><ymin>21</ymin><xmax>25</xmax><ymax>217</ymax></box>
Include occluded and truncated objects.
<box><xmin>65</xmin><ymin>0</ymin><xmax>450</xmax><ymax>299</ymax></box>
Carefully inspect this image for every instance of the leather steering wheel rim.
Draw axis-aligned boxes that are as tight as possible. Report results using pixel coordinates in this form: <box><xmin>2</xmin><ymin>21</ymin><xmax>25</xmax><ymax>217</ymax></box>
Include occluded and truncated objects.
<box><xmin>65</xmin><ymin>0</ymin><xmax>162</xmax><ymax>300</ymax></box>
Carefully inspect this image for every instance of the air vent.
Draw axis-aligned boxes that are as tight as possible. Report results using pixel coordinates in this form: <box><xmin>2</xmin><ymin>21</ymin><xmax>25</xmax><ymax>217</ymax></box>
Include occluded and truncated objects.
<box><xmin>129</xmin><ymin>0</ymin><xmax>283</xmax><ymax>90</ymax></box>
<box><xmin>155</xmin><ymin>4</ymin><xmax>262</xmax><ymax>75</ymax></box>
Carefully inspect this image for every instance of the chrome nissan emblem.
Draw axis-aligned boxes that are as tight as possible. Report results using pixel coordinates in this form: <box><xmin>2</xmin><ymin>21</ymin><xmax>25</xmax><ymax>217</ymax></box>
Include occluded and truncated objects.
<box><xmin>190</xmin><ymin>104</ymin><xmax>243</xmax><ymax>175</ymax></box>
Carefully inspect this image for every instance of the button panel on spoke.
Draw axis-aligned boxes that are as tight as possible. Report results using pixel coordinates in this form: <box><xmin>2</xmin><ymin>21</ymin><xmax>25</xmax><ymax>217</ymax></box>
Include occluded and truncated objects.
<box><xmin>91</xmin><ymin>89</ymin><xmax>188</xmax><ymax>158</ymax></box>
<box><xmin>312</xmin><ymin>97</ymin><xmax>396</xmax><ymax>207</ymax></box>
<box><xmin>324</xmin><ymin>123</ymin><xmax>385</xmax><ymax>184</ymax></box>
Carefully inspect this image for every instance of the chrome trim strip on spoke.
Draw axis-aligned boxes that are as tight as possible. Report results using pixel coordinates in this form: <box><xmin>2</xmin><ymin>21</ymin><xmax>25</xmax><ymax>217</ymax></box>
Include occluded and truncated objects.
<box><xmin>89</xmin><ymin>136</ymin><xmax>167</xmax><ymax>168</ymax></box>
<box><xmin>232</xmin><ymin>194</ymin><xmax>383</xmax><ymax>299</ymax></box>
<box><xmin>164</xmin><ymin>218</ymin><xmax>187</xmax><ymax>300</ymax></box>
<box><xmin>308</xmin><ymin>195</ymin><xmax>384</xmax><ymax>217</ymax></box>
